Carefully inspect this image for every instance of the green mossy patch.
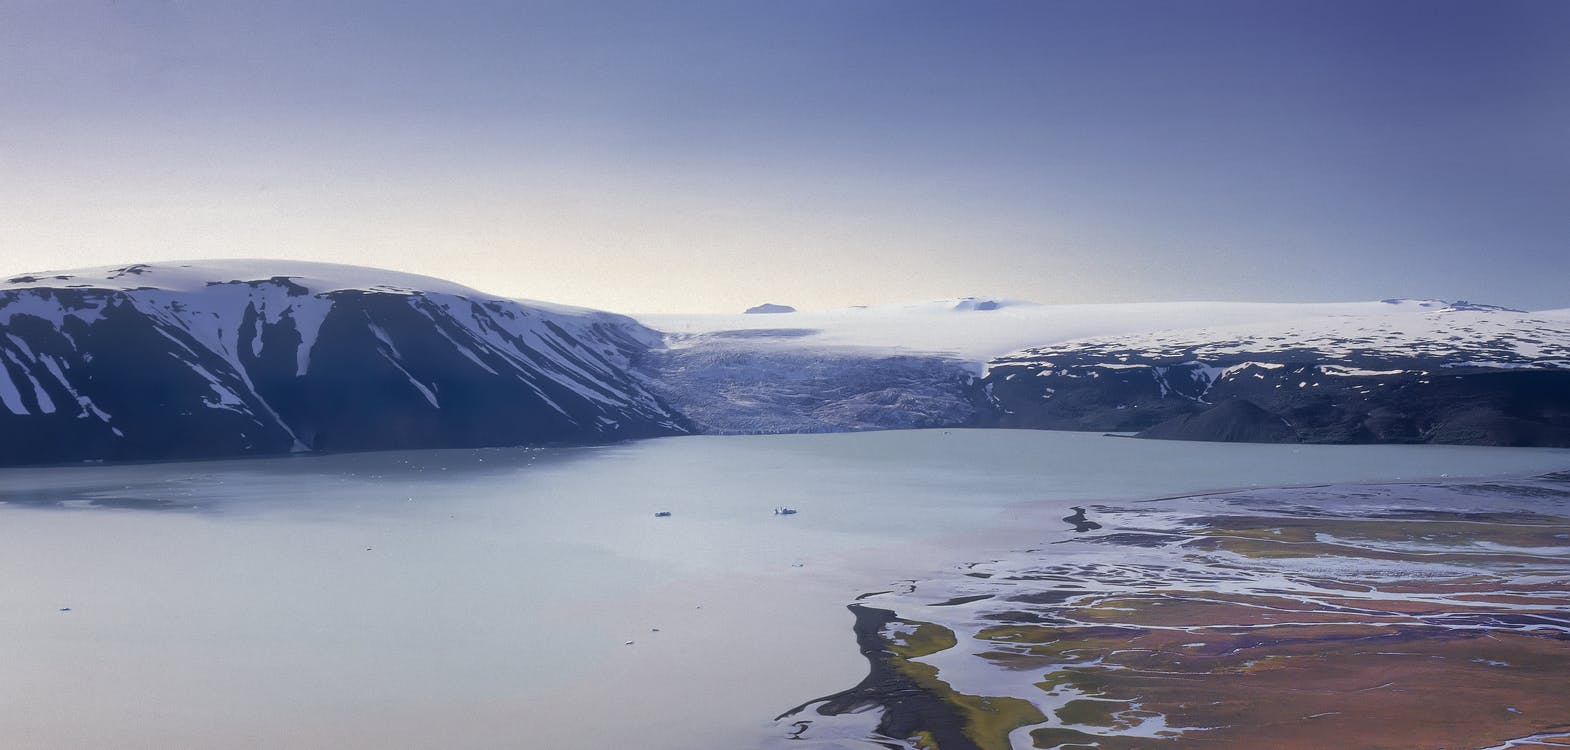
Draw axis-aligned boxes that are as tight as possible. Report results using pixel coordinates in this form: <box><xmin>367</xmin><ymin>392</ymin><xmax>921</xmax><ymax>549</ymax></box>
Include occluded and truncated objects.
<box><xmin>1054</xmin><ymin>698</ymin><xmax>1127</xmax><ymax>727</ymax></box>
<box><xmin>882</xmin><ymin>619</ymin><xmax>1048</xmax><ymax>750</ymax></box>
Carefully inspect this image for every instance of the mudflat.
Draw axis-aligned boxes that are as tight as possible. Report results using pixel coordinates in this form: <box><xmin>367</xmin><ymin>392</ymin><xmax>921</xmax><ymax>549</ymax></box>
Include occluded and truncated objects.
<box><xmin>784</xmin><ymin>474</ymin><xmax>1570</xmax><ymax>749</ymax></box>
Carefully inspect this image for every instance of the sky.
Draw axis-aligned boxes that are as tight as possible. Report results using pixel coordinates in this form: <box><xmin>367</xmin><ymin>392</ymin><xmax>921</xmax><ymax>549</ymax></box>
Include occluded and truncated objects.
<box><xmin>1</xmin><ymin>1</ymin><xmax>1566</xmax><ymax>313</ymax></box>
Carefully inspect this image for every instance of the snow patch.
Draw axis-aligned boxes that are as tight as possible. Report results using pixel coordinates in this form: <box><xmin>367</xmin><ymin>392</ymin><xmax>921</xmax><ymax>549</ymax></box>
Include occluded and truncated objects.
<box><xmin>1441</xmin><ymin>361</ymin><xmax>1542</xmax><ymax>370</ymax></box>
<box><xmin>381</xmin><ymin>350</ymin><xmax>439</xmax><ymax>408</ymax></box>
<box><xmin>1318</xmin><ymin>365</ymin><xmax>1410</xmax><ymax>377</ymax></box>
<box><xmin>0</xmin><ymin>362</ymin><xmax>25</xmax><ymax>415</ymax></box>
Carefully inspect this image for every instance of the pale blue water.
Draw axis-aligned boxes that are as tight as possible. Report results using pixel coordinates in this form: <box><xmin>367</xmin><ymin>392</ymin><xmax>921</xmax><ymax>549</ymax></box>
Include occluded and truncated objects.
<box><xmin>2</xmin><ymin>430</ymin><xmax>1566</xmax><ymax>749</ymax></box>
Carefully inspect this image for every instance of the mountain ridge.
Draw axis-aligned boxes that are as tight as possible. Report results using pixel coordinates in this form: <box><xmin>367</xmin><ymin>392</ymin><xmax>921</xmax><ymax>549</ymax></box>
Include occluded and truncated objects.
<box><xmin>5</xmin><ymin>260</ymin><xmax>1569</xmax><ymax>464</ymax></box>
<box><xmin>0</xmin><ymin>261</ymin><xmax>689</xmax><ymax>466</ymax></box>
<box><xmin>640</xmin><ymin>293</ymin><xmax>1570</xmax><ymax>445</ymax></box>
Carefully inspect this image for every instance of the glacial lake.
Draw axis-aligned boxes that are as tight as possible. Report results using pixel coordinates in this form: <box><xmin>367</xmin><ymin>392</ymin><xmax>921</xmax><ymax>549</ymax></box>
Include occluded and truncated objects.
<box><xmin>2</xmin><ymin>430</ymin><xmax>1568</xmax><ymax>749</ymax></box>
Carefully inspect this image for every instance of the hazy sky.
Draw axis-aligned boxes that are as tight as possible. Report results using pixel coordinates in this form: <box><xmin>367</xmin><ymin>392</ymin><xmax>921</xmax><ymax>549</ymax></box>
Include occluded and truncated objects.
<box><xmin>2</xmin><ymin>1</ymin><xmax>1566</xmax><ymax>312</ymax></box>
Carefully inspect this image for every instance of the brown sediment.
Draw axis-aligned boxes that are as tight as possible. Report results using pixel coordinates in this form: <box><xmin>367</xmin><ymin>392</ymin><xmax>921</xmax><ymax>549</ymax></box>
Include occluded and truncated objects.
<box><xmin>784</xmin><ymin>477</ymin><xmax>1570</xmax><ymax>749</ymax></box>
<box><xmin>1024</xmin><ymin>627</ymin><xmax>1570</xmax><ymax>750</ymax></box>
<box><xmin>1187</xmin><ymin>513</ymin><xmax>1570</xmax><ymax>551</ymax></box>
<box><xmin>1015</xmin><ymin>510</ymin><xmax>1570</xmax><ymax>748</ymax></box>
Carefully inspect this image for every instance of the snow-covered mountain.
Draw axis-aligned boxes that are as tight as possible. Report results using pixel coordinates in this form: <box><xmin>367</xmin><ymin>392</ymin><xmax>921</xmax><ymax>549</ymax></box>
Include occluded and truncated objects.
<box><xmin>637</xmin><ymin>297</ymin><xmax>1570</xmax><ymax>445</ymax></box>
<box><xmin>0</xmin><ymin>261</ymin><xmax>688</xmax><ymax>466</ymax></box>
<box><xmin>641</xmin><ymin>297</ymin><xmax>1508</xmax><ymax>364</ymax></box>
<box><xmin>5</xmin><ymin>261</ymin><xmax>1567</xmax><ymax>466</ymax></box>
<box><xmin>984</xmin><ymin>303</ymin><xmax>1570</xmax><ymax>444</ymax></box>
<box><xmin>635</xmin><ymin>297</ymin><xmax>1419</xmax><ymax>435</ymax></box>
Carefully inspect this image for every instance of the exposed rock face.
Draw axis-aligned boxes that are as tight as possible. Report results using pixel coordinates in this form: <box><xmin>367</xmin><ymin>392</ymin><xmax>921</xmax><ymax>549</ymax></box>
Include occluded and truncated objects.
<box><xmin>1137</xmin><ymin>398</ymin><xmax>1299</xmax><ymax>443</ymax></box>
<box><xmin>0</xmin><ymin>262</ymin><xmax>689</xmax><ymax>466</ymax></box>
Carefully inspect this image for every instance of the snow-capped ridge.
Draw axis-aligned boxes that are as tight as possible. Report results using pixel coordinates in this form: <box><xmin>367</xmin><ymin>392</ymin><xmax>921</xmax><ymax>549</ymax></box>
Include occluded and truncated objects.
<box><xmin>4</xmin><ymin>259</ymin><xmax>484</xmax><ymax>297</ymax></box>
<box><xmin>638</xmin><ymin>292</ymin><xmax>1570</xmax><ymax>444</ymax></box>
<box><xmin>0</xmin><ymin>260</ymin><xmax>688</xmax><ymax>465</ymax></box>
<box><xmin>988</xmin><ymin>305</ymin><xmax>1570</xmax><ymax>371</ymax></box>
<box><xmin>2</xmin><ymin>259</ymin><xmax>620</xmax><ymax>319</ymax></box>
<box><xmin>641</xmin><ymin>297</ymin><xmax>1548</xmax><ymax>365</ymax></box>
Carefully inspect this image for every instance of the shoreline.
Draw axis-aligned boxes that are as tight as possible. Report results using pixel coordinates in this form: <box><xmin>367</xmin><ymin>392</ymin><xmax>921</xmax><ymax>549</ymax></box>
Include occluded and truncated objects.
<box><xmin>779</xmin><ymin>471</ymin><xmax>1570</xmax><ymax>749</ymax></box>
<box><xmin>778</xmin><ymin>604</ymin><xmax>983</xmax><ymax>750</ymax></box>
<box><xmin>4</xmin><ymin>430</ymin><xmax>1570</xmax><ymax>749</ymax></box>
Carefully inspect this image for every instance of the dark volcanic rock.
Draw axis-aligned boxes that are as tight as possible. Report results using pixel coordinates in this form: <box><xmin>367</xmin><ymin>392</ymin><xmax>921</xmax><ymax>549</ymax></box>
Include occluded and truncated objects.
<box><xmin>1138</xmin><ymin>398</ymin><xmax>1299</xmax><ymax>443</ymax></box>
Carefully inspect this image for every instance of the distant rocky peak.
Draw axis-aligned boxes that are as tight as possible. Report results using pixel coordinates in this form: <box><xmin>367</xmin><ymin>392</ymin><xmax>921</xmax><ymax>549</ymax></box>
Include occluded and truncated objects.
<box><xmin>951</xmin><ymin>298</ymin><xmax>1001</xmax><ymax>311</ymax></box>
<box><xmin>744</xmin><ymin>303</ymin><xmax>796</xmax><ymax>314</ymax></box>
<box><xmin>1440</xmin><ymin>300</ymin><xmax>1526</xmax><ymax>313</ymax></box>
<box><xmin>1375</xmin><ymin>297</ymin><xmax>1523</xmax><ymax>313</ymax></box>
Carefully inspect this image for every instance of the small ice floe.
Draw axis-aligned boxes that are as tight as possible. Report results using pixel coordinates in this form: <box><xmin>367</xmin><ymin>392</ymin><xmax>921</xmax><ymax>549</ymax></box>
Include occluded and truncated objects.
<box><xmin>654</xmin><ymin>511</ymin><xmax>673</xmax><ymax>518</ymax></box>
<box><xmin>773</xmin><ymin>507</ymin><xmax>798</xmax><ymax>515</ymax></box>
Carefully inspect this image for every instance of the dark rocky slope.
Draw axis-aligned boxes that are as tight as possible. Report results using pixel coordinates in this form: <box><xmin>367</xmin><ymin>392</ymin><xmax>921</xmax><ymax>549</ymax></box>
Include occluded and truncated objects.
<box><xmin>981</xmin><ymin>307</ymin><xmax>1570</xmax><ymax>446</ymax></box>
<box><xmin>0</xmin><ymin>261</ymin><xmax>689</xmax><ymax>466</ymax></box>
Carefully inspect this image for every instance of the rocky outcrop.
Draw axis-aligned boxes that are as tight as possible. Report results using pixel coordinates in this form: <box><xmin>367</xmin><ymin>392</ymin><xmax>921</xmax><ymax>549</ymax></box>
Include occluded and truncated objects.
<box><xmin>1137</xmin><ymin>398</ymin><xmax>1299</xmax><ymax>443</ymax></box>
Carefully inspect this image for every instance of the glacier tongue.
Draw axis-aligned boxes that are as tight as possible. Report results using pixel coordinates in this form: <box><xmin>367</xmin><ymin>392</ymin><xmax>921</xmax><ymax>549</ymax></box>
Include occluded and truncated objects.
<box><xmin>634</xmin><ymin>297</ymin><xmax>1570</xmax><ymax>445</ymax></box>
